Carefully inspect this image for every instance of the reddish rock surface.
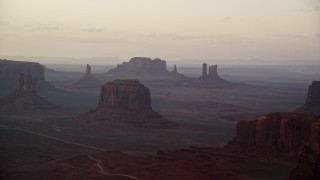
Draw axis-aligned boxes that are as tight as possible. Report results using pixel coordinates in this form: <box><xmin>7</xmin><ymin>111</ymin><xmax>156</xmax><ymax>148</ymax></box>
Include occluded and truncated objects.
<box><xmin>79</xmin><ymin>80</ymin><xmax>177</xmax><ymax>128</ymax></box>
<box><xmin>0</xmin><ymin>73</ymin><xmax>61</xmax><ymax>112</ymax></box>
<box><xmin>69</xmin><ymin>64</ymin><xmax>101</xmax><ymax>90</ymax></box>
<box><xmin>287</xmin><ymin>152</ymin><xmax>320</xmax><ymax>180</ymax></box>
<box><xmin>295</xmin><ymin>81</ymin><xmax>320</xmax><ymax>115</ymax></box>
<box><xmin>227</xmin><ymin>112</ymin><xmax>320</xmax><ymax>158</ymax></box>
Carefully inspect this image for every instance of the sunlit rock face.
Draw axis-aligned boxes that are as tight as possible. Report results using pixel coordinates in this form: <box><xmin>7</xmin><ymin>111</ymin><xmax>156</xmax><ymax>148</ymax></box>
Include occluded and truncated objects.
<box><xmin>295</xmin><ymin>81</ymin><xmax>320</xmax><ymax>115</ymax></box>
<box><xmin>79</xmin><ymin>79</ymin><xmax>177</xmax><ymax>128</ymax></box>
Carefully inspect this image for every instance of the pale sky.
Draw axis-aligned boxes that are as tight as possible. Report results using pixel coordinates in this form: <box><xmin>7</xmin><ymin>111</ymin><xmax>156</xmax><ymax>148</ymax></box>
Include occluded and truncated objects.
<box><xmin>0</xmin><ymin>0</ymin><xmax>319</xmax><ymax>64</ymax></box>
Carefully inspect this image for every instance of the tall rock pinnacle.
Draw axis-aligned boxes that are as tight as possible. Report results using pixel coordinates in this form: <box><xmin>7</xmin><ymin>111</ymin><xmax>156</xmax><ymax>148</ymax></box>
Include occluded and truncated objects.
<box><xmin>85</xmin><ymin>64</ymin><xmax>92</xmax><ymax>77</ymax></box>
<box><xmin>306</xmin><ymin>81</ymin><xmax>320</xmax><ymax>105</ymax></box>
<box><xmin>295</xmin><ymin>81</ymin><xmax>320</xmax><ymax>115</ymax></box>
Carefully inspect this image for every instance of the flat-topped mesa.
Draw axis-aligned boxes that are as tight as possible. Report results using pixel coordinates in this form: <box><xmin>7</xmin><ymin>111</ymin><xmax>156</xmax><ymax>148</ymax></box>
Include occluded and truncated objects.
<box><xmin>107</xmin><ymin>57</ymin><xmax>168</xmax><ymax>75</ymax></box>
<box><xmin>295</xmin><ymin>81</ymin><xmax>320</xmax><ymax>115</ymax></box>
<box><xmin>78</xmin><ymin>79</ymin><xmax>177</xmax><ymax>128</ymax></box>
<box><xmin>98</xmin><ymin>79</ymin><xmax>152</xmax><ymax>110</ymax></box>
<box><xmin>107</xmin><ymin>57</ymin><xmax>184</xmax><ymax>78</ymax></box>
<box><xmin>16</xmin><ymin>73</ymin><xmax>36</xmax><ymax>93</ymax></box>
<box><xmin>226</xmin><ymin>112</ymin><xmax>320</xmax><ymax>159</ymax></box>
<box><xmin>0</xmin><ymin>59</ymin><xmax>56</xmax><ymax>92</ymax></box>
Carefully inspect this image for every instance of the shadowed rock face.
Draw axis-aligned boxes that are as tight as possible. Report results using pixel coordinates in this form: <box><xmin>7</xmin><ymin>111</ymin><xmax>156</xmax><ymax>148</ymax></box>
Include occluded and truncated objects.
<box><xmin>287</xmin><ymin>153</ymin><xmax>320</xmax><ymax>180</ymax></box>
<box><xmin>0</xmin><ymin>73</ymin><xmax>61</xmax><ymax>112</ymax></box>
<box><xmin>107</xmin><ymin>57</ymin><xmax>184</xmax><ymax>78</ymax></box>
<box><xmin>79</xmin><ymin>80</ymin><xmax>177</xmax><ymax>128</ymax></box>
<box><xmin>69</xmin><ymin>64</ymin><xmax>101</xmax><ymax>90</ymax></box>
<box><xmin>296</xmin><ymin>81</ymin><xmax>320</xmax><ymax>115</ymax></box>
<box><xmin>199</xmin><ymin>63</ymin><xmax>228</xmax><ymax>83</ymax></box>
<box><xmin>306</xmin><ymin>81</ymin><xmax>320</xmax><ymax>105</ymax></box>
<box><xmin>16</xmin><ymin>73</ymin><xmax>36</xmax><ymax>93</ymax></box>
<box><xmin>227</xmin><ymin>112</ymin><xmax>320</xmax><ymax>158</ymax></box>
<box><xmin>0</xmin><ymin>59</ymin><xmax>56</xmax><ymax>92</ymax></box>
<box><xmin>99</xmin><ymin>80</ymin><xmax>151</xmax><ymax>110</ymax></box>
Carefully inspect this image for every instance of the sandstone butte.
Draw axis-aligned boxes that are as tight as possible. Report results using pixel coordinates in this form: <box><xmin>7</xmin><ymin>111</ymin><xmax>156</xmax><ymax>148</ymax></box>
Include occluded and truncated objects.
<box><xmin>78</xmin><ymin>79</ymin><xmax>177</xmax><ymax>128</ymax></box>
<box><xmin>0</xmin><ymin>73</ymin><xmax>61</xmax><ymax>112</ymax></box>
<box><xmin>227</xmin><ymin>112</ymin><xmax>320</xmax><ymax>158</ymax></box>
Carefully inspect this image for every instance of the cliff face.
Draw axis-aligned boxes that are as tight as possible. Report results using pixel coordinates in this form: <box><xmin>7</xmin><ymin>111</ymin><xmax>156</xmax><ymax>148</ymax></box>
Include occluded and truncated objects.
<box><xmin>107</xmin><ymin>57</ymin><xmax>183</xmax><ymax>78</ymax></box>
<box><xmin>0</xmin><ymin>73</ymin><xmax>61</xmax><ymax>112</ymax></box>
<box><xmin>0</xmin><ymin>59</ymin><xmax>56</xmax><ymax>92</ymax></box>
<box><xmin>227</xmin><ymin>112</ymin><xmax>320</xmax><ymax>158</ymax></box>
<box><xmin>99</xmin><ymin>80</ymin><xmax>151</xmax><ymax>110</ymax></box>
<box><xmin>296</xmin><ymin>81</ymin><xmax>320</xmax><ymax>115</ymax></box>
<box><xmin>79</xmin><ymin>80</ymin><xmax>176</xmax><ymax>128</ymax></box>
<box><xmin>69</xmin><ymin>64</ymin><xmax>101</xmax><ymax>90</ymax></box>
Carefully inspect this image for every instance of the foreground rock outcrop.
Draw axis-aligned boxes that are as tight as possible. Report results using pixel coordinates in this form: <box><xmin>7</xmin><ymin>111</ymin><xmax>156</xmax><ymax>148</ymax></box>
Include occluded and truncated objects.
<box><xmin>106</xmin><ymin>57</ymin><xmax>184</xmax><ymax>78</ymax></box>
<box><xmin>287</xmin><ymin>152</ymin><xmax>320</xmax><ymax>180</ymax></box>
<box><xmin>227</xmin><ymin>112</ymin><xmax>320</xmax><ymax>158</ymax></box>
<box><xmin>0</xmin><ymin>73</ymin><xmax>61</xmax><ymax>112</ymax></box>
<box><xmin>69</xmin><ymin>64</ymin><xmax>101</xmax><ymax>90</ymax></box>
<box><xmin>295</xmin><ymin>81</ymin><xmax>320</xmax><ymax>115</ymax></box>
<box><xmin>79</xmin><ymin>80</ymin><xmax>176</xmax><ymax>128</ymax></box>
<box><xmin>0</xmin><ymin>59</ymin><xmax>56</xmax><ymax>92</ymax></box>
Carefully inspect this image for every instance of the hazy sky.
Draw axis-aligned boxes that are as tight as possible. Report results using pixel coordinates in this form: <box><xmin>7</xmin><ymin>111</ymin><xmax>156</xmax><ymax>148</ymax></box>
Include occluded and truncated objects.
<box><xmin>0</xmin><ymin>0</ymin><xmax>319</xmax><ymax>64</ymax></box>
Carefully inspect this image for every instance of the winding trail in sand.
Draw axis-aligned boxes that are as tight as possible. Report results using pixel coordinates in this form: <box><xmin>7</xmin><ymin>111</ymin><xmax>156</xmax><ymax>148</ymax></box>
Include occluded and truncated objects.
<box><xmin>87</xmin><ymin>154</ymin><xmax>142</xmax><ymax>180</ymax></box>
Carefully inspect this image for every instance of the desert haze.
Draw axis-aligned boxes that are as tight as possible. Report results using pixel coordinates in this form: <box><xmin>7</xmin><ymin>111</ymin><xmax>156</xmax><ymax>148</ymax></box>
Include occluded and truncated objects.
<box><xmin>0</xmin><ymin>0</ymin><xmax>320</xmax><ymax>180</ymax></box>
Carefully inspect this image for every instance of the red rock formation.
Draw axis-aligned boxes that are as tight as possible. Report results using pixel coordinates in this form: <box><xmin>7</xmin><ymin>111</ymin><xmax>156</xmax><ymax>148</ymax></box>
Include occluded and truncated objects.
<box><xmin>296</xmin><ymin>81</ymin><xmax>320</xmax><ymax>115</ymax></box>
<box><xmin>98</xmin><ymin>80</ymin><xmax>151</xmax><ymax>110</ymax></box>
<box><xmin>79</xmin><ymin>80</ymin><xmax>177</xmax><ymax>128</ymax></box>
<box><xmin>227</xmin><ymin>112</ymin><xmax>320</xmax><ymax>158</ymax></box>
<box><xmin>69</xmin><ymin>64</ymin><xmax>101</xmax><ymax>90</ymax></box>
<box><xmin>0</xmin><ymin>73</ymin><xmax>61</xmax><ymax>112</ymax></box>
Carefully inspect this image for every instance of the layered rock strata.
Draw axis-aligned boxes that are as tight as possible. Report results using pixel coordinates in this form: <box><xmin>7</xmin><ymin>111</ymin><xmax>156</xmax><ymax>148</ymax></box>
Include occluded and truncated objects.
<box><xmin>79</xmin><ymin>80</ymin><xmax>177</xmax><ymax>128</ymax></box>
<box><xmin>227</xmin><ymin>112</ymin><xmax>320</xmax><ymax>158</ymax></box>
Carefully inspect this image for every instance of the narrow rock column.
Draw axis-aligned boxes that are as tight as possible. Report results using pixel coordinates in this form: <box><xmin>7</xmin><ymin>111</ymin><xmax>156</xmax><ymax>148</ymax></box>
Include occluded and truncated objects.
<box><xmin>202</xmin><ymin>63</ymin><xmax>207</xmax><ymax>77</ymax></box>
